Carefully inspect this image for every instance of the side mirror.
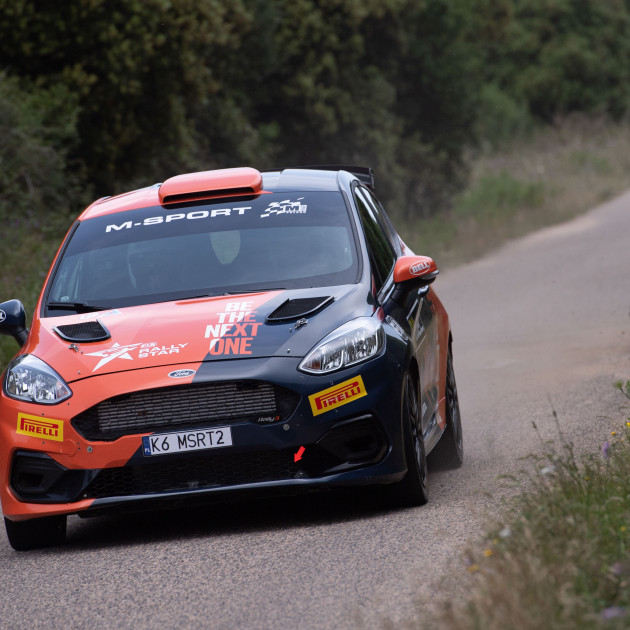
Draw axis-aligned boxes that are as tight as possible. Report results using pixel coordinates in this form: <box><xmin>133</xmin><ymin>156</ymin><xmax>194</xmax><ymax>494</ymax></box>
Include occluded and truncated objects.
<box><xmin>0</xmin><ymin>300</ymin><xmax>29</xmax><ymax>346</ymax></box>
<box><xmin>392</xmin><ymin>256</ymin><xmax>439</xmax><ymax>299</ymax></box>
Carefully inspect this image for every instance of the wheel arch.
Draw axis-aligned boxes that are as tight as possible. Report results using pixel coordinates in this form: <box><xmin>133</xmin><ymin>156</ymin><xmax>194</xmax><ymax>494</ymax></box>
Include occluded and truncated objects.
<box><xmin>436</xmin><ymin>329</ymin><xmax>454</xmax><ymax>428</ymax></box>
<box><xmin>401</xmin><ymin>356</ymin><xmax>420</xmax><ymax>435</ymax></box>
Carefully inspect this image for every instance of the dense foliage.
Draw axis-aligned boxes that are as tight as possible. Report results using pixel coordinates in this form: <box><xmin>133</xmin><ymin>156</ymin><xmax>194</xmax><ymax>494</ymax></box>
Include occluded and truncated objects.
<box><xmin>2</xmin><ymin>0</ymin><xmax>630</xmax><ymax>223</ymax></box>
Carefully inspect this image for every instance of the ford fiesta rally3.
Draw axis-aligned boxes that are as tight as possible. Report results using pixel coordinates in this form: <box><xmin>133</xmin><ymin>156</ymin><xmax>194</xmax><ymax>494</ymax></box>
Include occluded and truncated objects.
<box><xmin>0</xmin><ymin>166</ymin><xmax>463</xmax><ymax>550</ymax></box>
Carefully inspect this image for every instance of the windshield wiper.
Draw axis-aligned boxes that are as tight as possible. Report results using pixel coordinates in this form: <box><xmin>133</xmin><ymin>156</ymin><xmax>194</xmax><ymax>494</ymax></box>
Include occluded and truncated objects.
<box><xmin>46</xmin><ymin>301</ymin><xmax>110</xmax><ymax>314</ymax></box>
<box><xmin>223</xmin><ymin>288</ymin><xmax>286</xmax><ymax>295</ymax></box>
<box><xmin>175</xmin><ymin>293</ymin><xmax>218</xmax><ymax>301</ymax></box>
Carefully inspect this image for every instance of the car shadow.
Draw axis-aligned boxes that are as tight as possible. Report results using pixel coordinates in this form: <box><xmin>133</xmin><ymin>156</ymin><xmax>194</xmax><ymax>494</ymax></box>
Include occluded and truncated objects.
<box><xmin>62</xmin><ymin>486</ymin><xmax>396</xmax><ymax>551</ymax></box>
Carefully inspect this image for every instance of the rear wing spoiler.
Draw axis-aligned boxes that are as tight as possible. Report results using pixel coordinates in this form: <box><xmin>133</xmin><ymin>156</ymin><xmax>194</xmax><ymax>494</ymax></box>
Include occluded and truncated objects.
<box><xmin>275</xmin><ymin>165</ymin><xmax>375</xmax><ymax>191</ymax></box>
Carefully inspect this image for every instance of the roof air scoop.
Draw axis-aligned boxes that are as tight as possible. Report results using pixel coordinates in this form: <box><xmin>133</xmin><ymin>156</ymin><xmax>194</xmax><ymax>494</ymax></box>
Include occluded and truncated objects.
<box><xmin>159</xmin><ymin>167</ymin><xmax>264</xmax><ymax>205</ymax></box>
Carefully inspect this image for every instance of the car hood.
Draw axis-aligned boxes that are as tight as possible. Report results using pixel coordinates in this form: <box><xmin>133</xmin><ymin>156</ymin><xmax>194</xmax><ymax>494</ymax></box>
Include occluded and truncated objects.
<box><xmin>31</xmin><ymin>286</ymin><xmax>374</xmax><ymax>382</ymax></box>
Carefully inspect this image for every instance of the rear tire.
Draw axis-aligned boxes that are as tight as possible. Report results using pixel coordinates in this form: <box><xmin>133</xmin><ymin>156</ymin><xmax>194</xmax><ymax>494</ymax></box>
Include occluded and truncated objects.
<box><xmin>390</xmin><ymin>372</ymin><xmax>429</xmax><ymax>507</ymax></box>
<box><xmin>428</xmin><ymin>346</ymin><xmax>463</xmax><ymax>469</ymax></box>
<box><xmin>4</xmin><ymin>515</ymin><xmax>67</xmax><ymax>551</ymax></box>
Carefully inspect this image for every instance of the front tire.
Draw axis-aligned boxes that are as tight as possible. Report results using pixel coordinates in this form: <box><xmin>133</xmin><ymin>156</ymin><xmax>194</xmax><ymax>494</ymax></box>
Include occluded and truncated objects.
<box><xmin>390</xmin><ymin>372</ymin><xmax>429</xmax><ymax>507</ymax></box>
<box><xmin>4</xmin><ymin>515</ymin><xmax>67</xmax><ymax>551</ymax></box>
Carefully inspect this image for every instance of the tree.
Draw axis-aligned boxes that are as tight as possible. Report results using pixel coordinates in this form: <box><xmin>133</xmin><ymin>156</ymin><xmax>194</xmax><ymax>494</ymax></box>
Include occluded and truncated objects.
<box><xmin>488</xmin><ymin>0</ymin><xmax>630</xmax><ymax>120</ymax></box>
<box><xmin>0</xmin><ymin>0</ymin><xmax>254</xmax><ymax>195</ymax></box>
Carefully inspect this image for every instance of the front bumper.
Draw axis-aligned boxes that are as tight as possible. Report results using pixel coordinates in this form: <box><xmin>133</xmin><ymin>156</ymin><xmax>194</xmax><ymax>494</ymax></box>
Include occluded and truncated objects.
<box><xmin>1</xmin><ymin>353</ymin><xmax>407</xmax><ymax>520</ymax></box>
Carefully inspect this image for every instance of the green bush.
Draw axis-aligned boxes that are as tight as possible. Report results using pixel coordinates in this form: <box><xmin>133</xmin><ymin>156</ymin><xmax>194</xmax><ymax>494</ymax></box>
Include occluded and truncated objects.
<box><xmin>490</xmin><ymin>0</ymin><xmax>630</xmax><ymax>121</ymax></box>
<box><xmin>454</xmin><ymin>171</ymin><xmax>546</xmax><ymax>222</ymax></box>
<box><xmin>0</xmin><ymin>0</ymin><xmax>487</xmax><ymax>219</ymax></box>
<box><xmin>475</xmin><ymin>84</ymin><xmax>535</xmax><ymax>149</ymax></box>
<box><xmin>0</xmin><ymin>75</ymin><xmax>84</xmax><ymax>222</ymax></box>
<box><xmin>0</xmin><ymin>76</ymin><xmax>84</xmax><ymax>369</ymax></box>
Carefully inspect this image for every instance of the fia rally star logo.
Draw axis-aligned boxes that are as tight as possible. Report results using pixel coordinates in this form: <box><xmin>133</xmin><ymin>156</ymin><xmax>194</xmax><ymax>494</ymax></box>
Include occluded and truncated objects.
<box><xmin>86</xmin><ymin>341</ymin><xmax>188</xmax><ymax>372</ymax></box>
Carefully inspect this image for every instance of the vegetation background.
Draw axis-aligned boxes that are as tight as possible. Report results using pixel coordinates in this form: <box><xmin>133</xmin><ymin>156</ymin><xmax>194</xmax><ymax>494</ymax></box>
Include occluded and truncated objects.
<box><xmin>2</xmin><ymin>0</ymin><xmax>630</xmax><ymax>365</ymax></box>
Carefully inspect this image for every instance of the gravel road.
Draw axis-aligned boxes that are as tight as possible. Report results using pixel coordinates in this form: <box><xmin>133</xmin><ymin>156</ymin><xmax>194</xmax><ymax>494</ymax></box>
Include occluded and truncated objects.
<box><xmin>1</xmin><ymin>192</ymin><xmax>628</xmax><ymax>630</ymax></box>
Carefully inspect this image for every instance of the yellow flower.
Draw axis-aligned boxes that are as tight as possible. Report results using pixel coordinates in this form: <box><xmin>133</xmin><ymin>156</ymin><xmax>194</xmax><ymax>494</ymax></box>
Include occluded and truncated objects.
<box><xmin>483</xmin><ymin>549</ymin><xmax>494</xmax><ymax>557</ymax></box>
<box><xmin>467</xmin><ymin>564</ymin><xmax>480</xmax><ymax>573</ymax></box>
<box><xmin>621</xmin><ymin>526</ymin><xmax>627</xmax><ymax>532</ymax></box>
<box><xmin>611</xmin><ymin>431</ymin><xmax>617</xmax><ymax>436</ymax></box>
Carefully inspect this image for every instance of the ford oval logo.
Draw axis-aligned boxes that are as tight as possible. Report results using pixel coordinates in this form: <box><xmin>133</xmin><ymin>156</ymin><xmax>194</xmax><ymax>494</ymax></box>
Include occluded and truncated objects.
<box><xmin>168</xmin><ymin>369</ymin><xmax>196</xmax><ymax>378</ymax></box>
<box><xmin>410</xmin><ymin>261</ymin><xmax>430</xmax><ymax>275</ymax></box>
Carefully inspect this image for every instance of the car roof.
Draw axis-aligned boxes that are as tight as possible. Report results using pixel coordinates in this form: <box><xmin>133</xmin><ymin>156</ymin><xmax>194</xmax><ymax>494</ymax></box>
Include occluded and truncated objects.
<box><xmin>78</xmin><ymin>167</ymin><xmax>367</xmax><ymax>221</ymax></box>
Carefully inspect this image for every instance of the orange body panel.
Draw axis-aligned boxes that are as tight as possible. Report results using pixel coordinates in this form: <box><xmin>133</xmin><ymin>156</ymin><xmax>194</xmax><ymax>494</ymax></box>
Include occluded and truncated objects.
<box><xmin>1</xmin><ymin>290</ymin><xmax>283</xmax><ymax>520</ymax></box>
<box><xmin>0</xmin><ymin>362</ymin><xmax>204</xmax><ymax>518</ymax></box>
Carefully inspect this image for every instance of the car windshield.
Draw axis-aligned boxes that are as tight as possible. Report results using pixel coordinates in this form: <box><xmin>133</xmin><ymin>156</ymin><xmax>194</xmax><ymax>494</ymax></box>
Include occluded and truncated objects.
<box><xmin>45</xmin><ymin>191</ymin><xmax>359</xmax><ymax>313</ymax></box>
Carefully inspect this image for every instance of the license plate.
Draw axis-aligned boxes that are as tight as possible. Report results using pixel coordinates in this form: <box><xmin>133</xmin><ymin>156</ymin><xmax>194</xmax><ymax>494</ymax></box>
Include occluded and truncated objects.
<box><xmin>142</xmin><ymin>426</ymin><xmax>232</xmax><ymax>456</ymax></box>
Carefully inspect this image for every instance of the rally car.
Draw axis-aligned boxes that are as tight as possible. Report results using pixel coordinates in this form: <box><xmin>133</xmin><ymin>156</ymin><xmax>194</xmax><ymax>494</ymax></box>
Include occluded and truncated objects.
<box><xmin>0</xmin><ymin>166</ymin><xmax>463</xmax><ymax>550</ymax></box>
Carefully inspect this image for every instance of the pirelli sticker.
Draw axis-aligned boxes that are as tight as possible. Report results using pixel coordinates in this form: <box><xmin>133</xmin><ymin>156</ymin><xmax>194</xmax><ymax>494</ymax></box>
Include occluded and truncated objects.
<box><xmin>309</xmin><ymin>376</ymin><xmax>367</xmax><ymax>416</ymax></box>
<box><xmin>17</xmin><ymin>413</ymin><xmax>64</xmax><ymax>442</ymax></box>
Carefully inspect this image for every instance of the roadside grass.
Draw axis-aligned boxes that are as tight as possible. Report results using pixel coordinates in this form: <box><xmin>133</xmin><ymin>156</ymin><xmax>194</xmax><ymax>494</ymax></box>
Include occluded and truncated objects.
<box><xmin>402</xmin><ymin>116</ymin><xmax>630</xmax><ymax>267</ymax></box>
<box><xmin>427</xmin><ymin>384</ymin><xmax>630</xmax><ymax>630</ymax></box>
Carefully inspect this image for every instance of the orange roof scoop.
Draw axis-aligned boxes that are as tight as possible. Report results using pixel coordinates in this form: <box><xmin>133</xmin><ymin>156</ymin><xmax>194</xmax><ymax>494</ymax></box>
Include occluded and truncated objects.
<box><xmin>158</xmin><ymin>167</ymin><xmax>264</xmax><ymax>205</ymax></box>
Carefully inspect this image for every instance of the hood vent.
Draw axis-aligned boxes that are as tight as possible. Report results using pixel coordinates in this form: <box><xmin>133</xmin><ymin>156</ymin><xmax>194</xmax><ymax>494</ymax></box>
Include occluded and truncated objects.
<box><xmin>267</xmin><ymin>296</ymin><xmax>333</xmax><ymax>322</ymax></box>
<box><xmin>54</xmin><ymin>320</ymin><xmax>111</xmax><ymax>343</ymax></box>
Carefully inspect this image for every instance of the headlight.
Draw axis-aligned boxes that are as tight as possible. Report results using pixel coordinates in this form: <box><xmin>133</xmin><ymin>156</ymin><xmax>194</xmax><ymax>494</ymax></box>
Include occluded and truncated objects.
<box><xmin>299</xmin><ymin>318</ymin><xmax>384</xmax><ymax>374</ymax></box>
<box><xmin>4</xmin><ymin>355</ymin><xmax>72</xmax><ymax>404</ymax></box>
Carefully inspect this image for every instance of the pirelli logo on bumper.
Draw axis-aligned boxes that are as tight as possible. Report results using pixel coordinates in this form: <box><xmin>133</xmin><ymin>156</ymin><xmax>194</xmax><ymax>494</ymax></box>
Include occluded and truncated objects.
<box><xmin>309</xmin><ymin>376</ymin><xmax>367</xmax><ymax>416</ymax></box>
<box><xmin>16</xmin><ymin>414</ymin><xmax>64</xmax><ymax>442</ymax></box>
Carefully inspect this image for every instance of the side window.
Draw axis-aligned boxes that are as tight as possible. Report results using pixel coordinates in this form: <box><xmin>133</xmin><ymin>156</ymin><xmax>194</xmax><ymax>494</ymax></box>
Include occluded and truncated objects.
<box><xmin>354</xmin><ymin>187</ymin><xmax>397</xmax><ymax>291</ymax></box>
<box><xmin>362</xmin><ymin>188</ymin><xmax>400</xmax><ymax>254</ymax></box>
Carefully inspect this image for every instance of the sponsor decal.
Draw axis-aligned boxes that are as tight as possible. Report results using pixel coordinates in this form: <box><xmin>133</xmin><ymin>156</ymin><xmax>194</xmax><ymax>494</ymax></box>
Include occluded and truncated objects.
<box><xmin>414</xmin><ymin>319</ymin><xmax>425</xmax><ymax>343</ymax></box>
<box><xmin>79</xmin><ymin>309</ymin><xmax>121</xmax><ymax>321</ymax></box>
<box><xmin>410</xmin><ymin>260</ymin><xmax>431</xmax><ymax>275</ymax></box>
<box><xmin>0</xmin><ymin>309</ymin><xmax>5</xmax><ymax>323</ymax></box>
<box><xmin>256</xmin><ymin>415</ymin><xmax>280</xmax><ymax>424</ymax></box>
<box><xmin>261</xmin><ymin>198</ymin><xmax>307</xmax><ymax>218</ymax></box>
<box><xmin>385</xmin><ymin>315</ymin><xmax>408</xmax><ymax>341</ymax></box>
<box><xmin>309</xmin><ymin>376</ymin><xmax>367</xmax><ymax>416</ymax></box>
<box><xmin>86</xmin><ymin>341</ymin><xmax>188</xmax><ymax>372</ymax></box>
<box><xmin>168</xmin><ymin>369</ymin><xmax>196</xmax><ymax>378</ymax></box>
<box><xmin>204</xmin><ymin>300</ymin><xmax>263</xmax><ymax>356</ymax></box>
<box><xmin>105</xmin><ymin>207</ymin><xmax>251</xmax><ymax>233</ymax></box>
<box><xmin>17</xmin><ymin>414</ymin><xmax>63</xmax><ymax>442</ymax></box>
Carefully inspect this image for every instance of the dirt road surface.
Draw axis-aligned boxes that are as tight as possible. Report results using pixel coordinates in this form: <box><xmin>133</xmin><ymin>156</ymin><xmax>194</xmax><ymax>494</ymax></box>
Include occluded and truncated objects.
<box><xmin>1</xmin><ymin>191</ymin><xmax>628</xmax><ymax>629</ymax></box>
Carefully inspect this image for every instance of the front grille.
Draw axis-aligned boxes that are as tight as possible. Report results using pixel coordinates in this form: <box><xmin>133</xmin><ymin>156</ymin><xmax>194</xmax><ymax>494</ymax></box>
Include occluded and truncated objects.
<box><xmin>83</xmin><ymin>449</ymin><xmax>300</xmax><ymax>499</ymax></box>
<box><xmin>72</xmin><ymin>381</ymin><xmax>299</xmax><ymax>441</ymax></box>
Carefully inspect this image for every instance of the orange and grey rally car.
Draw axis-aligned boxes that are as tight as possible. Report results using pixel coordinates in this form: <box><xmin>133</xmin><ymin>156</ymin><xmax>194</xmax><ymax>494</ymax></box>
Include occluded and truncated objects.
<box><xmin>0</xmin><ymin>166</ymin><xmax>463</xmax><ymax>550</ymax></box>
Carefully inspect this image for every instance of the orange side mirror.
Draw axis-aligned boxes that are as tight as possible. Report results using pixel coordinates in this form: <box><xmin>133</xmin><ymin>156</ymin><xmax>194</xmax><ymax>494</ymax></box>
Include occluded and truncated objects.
<box><xmin>393</xmin><ymin>256</ymin><xmax>439</xmax><ymax>286</ymax></box>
